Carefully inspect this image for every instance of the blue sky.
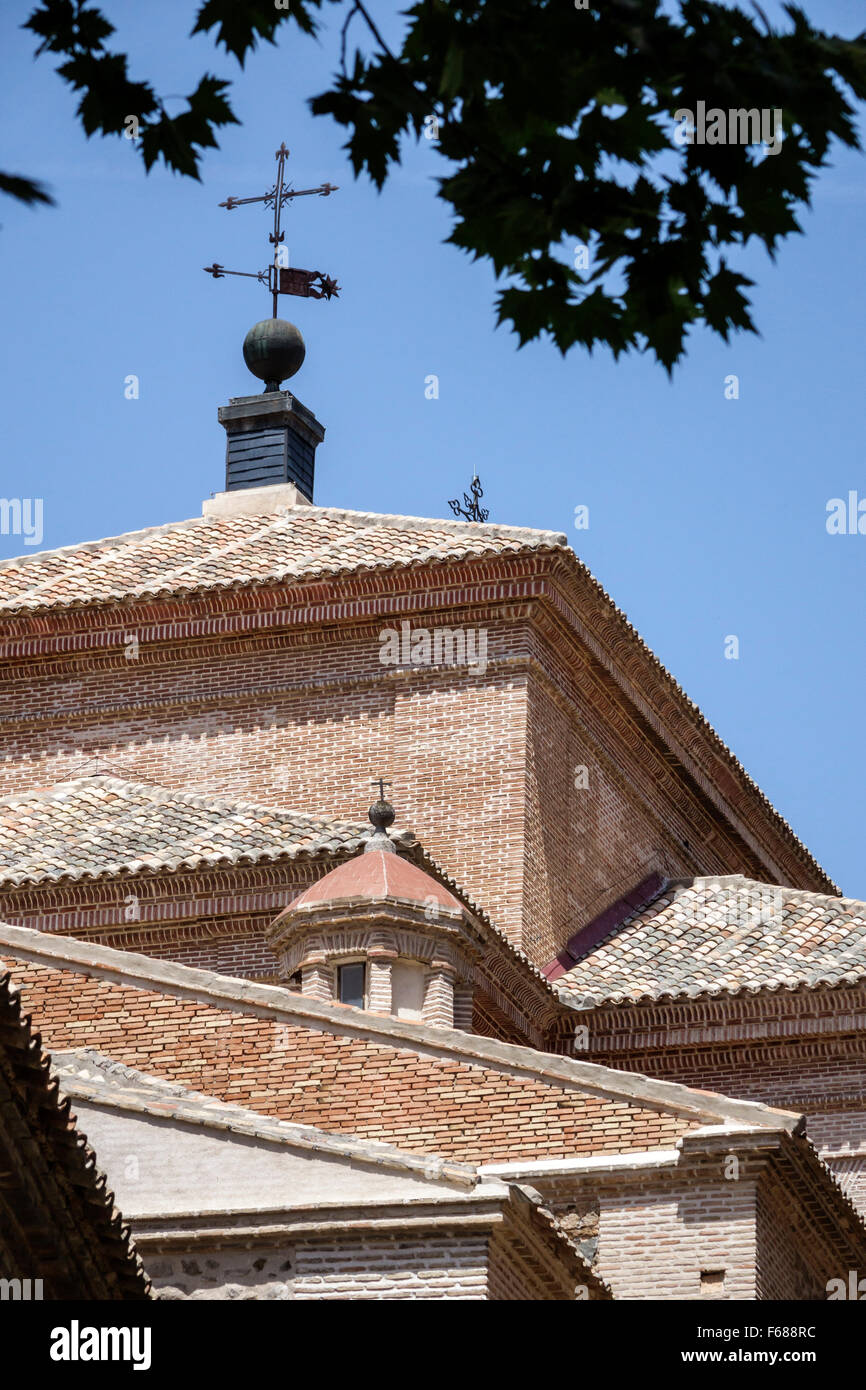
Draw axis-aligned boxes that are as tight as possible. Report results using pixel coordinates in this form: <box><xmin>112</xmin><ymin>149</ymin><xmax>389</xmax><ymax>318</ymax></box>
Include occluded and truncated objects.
<box><xmin>1</xmin><ymin>1</ymin><xmax>864</xmax><ymax>896</ymax></box>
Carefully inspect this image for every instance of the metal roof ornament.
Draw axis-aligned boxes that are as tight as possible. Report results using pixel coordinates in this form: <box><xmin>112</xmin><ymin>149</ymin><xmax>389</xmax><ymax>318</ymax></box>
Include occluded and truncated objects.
<box><xmin>204</xmin><ymin>142</ymin><xmax>339</xmax><ymax>317</ymax></box>
<box><xmin>448</xmin><ymin>475</ymin><xmax>489</xmax><ymax>523</ymax></box>
<box><xmin>203</xmin><ymin>143</ymin><xmax>340</xmax><ymax>391</ymax></box>
<box><xmin>367</xmin><ymin>778</ymin><xmax>397</xmax><ymax>854</ymax></box>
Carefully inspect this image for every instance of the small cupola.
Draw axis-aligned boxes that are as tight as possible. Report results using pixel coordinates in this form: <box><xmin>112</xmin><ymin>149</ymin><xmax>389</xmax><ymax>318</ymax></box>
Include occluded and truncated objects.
<box><xmin>267</xmin><ymin>791</ymin><xmax>484</xmax><ymax>1030</ymax></box>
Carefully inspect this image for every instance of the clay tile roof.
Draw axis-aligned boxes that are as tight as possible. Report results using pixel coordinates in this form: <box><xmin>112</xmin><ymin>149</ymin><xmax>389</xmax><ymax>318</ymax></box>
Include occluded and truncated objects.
<box><xmin>0</xmin><ymin>506</ymin><xmax>567</xmax><ymax>613</ymax></box>
<box><xmin>0</xmin><ymin>969</ymin><xmax>150</xmax><ymax>1299</ymax></box>
<box><xmin>0</xmin><ymin>775</ymin><xmax>388</xmax><ymax>886</ymax></box>
<box><xmin>555</xmin><ymin>874</ymin><xmax>866</xmax><ymax>1006</ymax></box>
<box><xmin>290</xmin><ymin>848</ymin><xmax>464</xmax><ymax>913</ymax></box>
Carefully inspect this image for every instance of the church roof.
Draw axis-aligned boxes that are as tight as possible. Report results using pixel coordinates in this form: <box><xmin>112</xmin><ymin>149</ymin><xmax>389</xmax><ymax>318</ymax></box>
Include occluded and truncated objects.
<box><xmin>0</xmin><ymin>505</ymin><xmax>565</xmax><ymax>613</ymax></box>
<box><xmin>51</xmin><ymin>1050</ymin><xmax>609</xmax><ymax>1298</ymax></box>
<box><xmin>50</xmin><ymin>1049</ymin><xmax>477</xmax><ymax>1187</ymax></box>
<box><xmin>0</xmin><ymin>775</ymin><xmax>559</xmax><ymax>1019</ymax></box>
<box><xmin>555</xmin><ymin>874</ymin><xmax>866</xmax><ymax>1006</ymax></box>
<box><xmin>0</xmin><ymin>775</ymin><xmax>392</xmax><ymax>886</ymax></box>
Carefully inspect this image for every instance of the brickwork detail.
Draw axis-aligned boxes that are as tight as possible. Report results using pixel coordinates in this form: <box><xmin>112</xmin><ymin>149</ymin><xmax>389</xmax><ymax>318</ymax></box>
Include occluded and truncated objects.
<box><xmin>569</xmin><ymin>989</ymin><xmax>866</xmax><ymax>1220</ymax></box>
<box><xmin>0</xmin><ymin>550</ymin><xmax>827</xmax><ymax>965</ymax></box>
<box><xmin>301</xmin><ymin>962</ymin><xmax>332</xmax><ymax>1003</ymax></box>
<box><xmin>367</xmin><ymin>956</ymin><xmax>392</xmax><ymax>1013</ymax></box>
<box><xmin>423</xmin><ymin>967</ymin><xmax>455</xmax><ymax>1029</ymax></box>
<box><xmin>293</xmin><ymin>1235</ymin><xmax>488</xmax><ymax>1301</ymax></box>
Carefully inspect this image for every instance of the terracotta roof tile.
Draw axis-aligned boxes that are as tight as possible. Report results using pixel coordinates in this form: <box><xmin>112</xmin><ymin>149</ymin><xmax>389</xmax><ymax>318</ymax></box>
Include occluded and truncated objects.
<box><xmin>0</xmin><ymin>775</ymin><xmax>381</xmax><ymax>886</ymax></box>
<box><xmin>0</xmin><ymin>506</ymin><xmax>567</xmax><ymax>613</ymax></box>
<box><xmin>291</xmin><ymin>848</ymin><xmax>463</xmax><ymax>912</ymax></box>
<box><xmin>557</xmin><ymin>874</ymin><xmax>866</xmax><ymax>1005</ymax></box>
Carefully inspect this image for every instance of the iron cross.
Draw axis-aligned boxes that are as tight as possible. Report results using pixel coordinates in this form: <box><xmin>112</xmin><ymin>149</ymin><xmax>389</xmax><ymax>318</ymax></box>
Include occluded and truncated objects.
<box><xmin>448</xmin><ymin>475</ymin><xmax>489</xmax><ymax>523</ymax></box>
<box><xmin>203</xmin><ymin>142</ymin><xmax>340</xmax><ymax>317</ymax></box>
<box><xmin>370</xmin><ymin>778</ymin><xmax>392</xmax><ymax>801</ymax></box>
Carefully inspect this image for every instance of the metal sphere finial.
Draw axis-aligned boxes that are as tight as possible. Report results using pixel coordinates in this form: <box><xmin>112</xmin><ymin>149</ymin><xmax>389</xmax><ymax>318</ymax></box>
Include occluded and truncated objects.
<box><xmin>366</xmin><ymin>778</ymin><xmax>397</xmax><ymax>853</ymax></box>
<box><xmin>242</xmin><ymin>318</ymin><xmax>306</xmax><ymax>393</ymax></box>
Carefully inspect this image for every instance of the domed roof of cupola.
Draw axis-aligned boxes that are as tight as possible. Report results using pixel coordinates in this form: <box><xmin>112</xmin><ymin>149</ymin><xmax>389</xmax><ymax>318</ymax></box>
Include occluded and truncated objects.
<box><xmin>290</xmin><ymin>848</ymin><xmax>462</xmax><ymax>915</ymax></box>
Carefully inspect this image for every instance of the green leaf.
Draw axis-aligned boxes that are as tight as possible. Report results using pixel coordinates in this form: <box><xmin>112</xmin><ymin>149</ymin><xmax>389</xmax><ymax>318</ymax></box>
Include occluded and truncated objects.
<box><xmin>22</xmin><ymin>0</ymin><xmax>866</xmax><ymax>366</ymax></box>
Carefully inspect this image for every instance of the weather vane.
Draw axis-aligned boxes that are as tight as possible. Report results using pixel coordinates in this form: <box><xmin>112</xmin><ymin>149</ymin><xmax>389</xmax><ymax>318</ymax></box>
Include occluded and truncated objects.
<box><xmin>448</xmin><ymin>475</ymin><xmax>489</xmax><ymax>523</ymax></box>
<box><xmin>204</xmin><ymin>142</ymin><xmax>340</xmax><ymax>318</ymax></box>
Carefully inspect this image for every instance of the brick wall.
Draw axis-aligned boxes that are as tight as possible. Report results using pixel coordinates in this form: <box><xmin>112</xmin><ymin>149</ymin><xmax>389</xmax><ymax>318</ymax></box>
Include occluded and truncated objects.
<box><xmin>754</xmin><ymin>1180</ymin><xmax>816</xmax><ymax>1301</ymax></box>
<box><xmin>529</xmin><ymin>1172</ymin><xmax>756</xmax><ymax>1300</ymax></box>
<box><xmin>600</xmin><ymin>1184</ymin><xmax>757</xmax><ymax>1300</ymax></box>
<box><xmin>525</xmin><ymin>1166</ymin><xmax>846</xmax><ymax>1302</ymax></box>
<box><xmin>293</xmin><ymin>1234</ymin><xmax>489</xmax><ymax>1300</ymax></box>
<box><xmin>523</xmin><ymin>671</ymin><xmax>695</xmax><ymax>962</ymax></box>
<box><xmin>143</xmin><ymin>1229</ymin><xmax>586</xmax><ymax>1301</ymax></box>
<box><xmin>143</xmin><ymin>1235</ymin><xmax>490</xmax><ymax>1300</ymax></box>
<box><xmin>0</xmin><ymin>599</ymin><xmax>537</xmax><ymax>948</ymax></box>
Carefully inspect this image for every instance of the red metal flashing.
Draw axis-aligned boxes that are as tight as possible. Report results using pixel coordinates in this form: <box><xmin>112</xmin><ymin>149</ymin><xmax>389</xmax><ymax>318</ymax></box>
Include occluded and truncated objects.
<box><xmin>543</xmin><ymin>873</ymin><xmax>668</xmax><ymax>982</ymax></box>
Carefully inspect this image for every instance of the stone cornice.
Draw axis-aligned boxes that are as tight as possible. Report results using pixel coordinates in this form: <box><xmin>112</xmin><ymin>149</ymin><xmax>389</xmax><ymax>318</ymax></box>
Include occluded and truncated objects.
<box><xmin>128</xmin><ymin>1187</ymin><xmax>610</xmax><ymax>1294</ymax></box>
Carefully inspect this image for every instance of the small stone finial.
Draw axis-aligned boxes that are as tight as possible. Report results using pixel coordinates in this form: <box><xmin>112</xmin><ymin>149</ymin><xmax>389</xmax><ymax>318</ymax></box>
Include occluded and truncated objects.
<box><xmin>366</xmin><ymin>778</ymin><xmax>397</xmax><ymax>854</ymax></box>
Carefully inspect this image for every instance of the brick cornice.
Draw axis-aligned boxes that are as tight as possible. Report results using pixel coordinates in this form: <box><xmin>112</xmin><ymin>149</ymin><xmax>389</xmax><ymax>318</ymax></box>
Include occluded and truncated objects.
<box><xmin>0</xmin><ymin>857</ymin><xmax>328</xmax><ymax>916</ymax></box>
<box><xmin>564</xmin><ymin>981</ymin><xmax>866</xmax><ymax>1048</ymax></box>
<box><xmin>0</xmin><ymin>557</ymin><xmax>550</xmax><ymax>658</ymax></box>
<box><xmin>593</xmin><ymin>1042</ymin><xmax>866</xmax><ymax>1077</ymax></box>
<box><xmin>0</xmin><ymin>637</ymin><xmax>532</xmax><ymax>738</ymax></box>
